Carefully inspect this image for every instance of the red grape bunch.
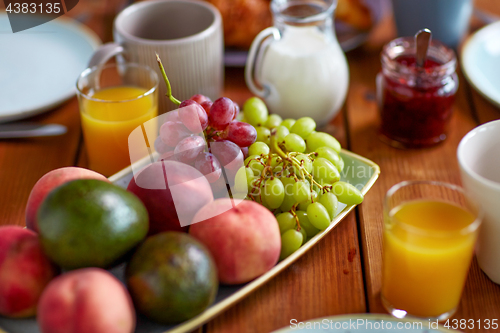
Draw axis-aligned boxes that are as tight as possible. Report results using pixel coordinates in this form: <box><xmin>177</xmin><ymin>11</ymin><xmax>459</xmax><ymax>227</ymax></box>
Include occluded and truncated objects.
<box><xmin>153</xmin><ymin>55</ymin><xmax>257</xmax><ymax>192</ymax></box>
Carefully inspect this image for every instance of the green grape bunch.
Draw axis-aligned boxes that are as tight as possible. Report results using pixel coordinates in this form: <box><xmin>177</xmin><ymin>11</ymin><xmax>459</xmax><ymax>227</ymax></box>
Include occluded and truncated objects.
<box><xmin>234</xmin><ymin>97</ymin><xmax>365</xmax><ymax>260</ymax></box>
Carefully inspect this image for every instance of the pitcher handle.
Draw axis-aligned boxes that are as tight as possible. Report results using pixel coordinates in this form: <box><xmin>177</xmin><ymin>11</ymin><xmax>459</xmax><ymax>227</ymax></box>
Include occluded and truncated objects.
<box><xmin>245</xmin><ymin>27</ymin><xmax>280</xmax><ymax>98</ymax></box>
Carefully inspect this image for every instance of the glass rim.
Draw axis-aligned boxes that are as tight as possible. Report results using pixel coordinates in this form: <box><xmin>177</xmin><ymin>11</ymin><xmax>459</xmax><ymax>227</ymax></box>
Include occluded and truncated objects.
<box><xmin>384</xmin><ymin>180</ymin><xmax>483</xmax><ymax>237</ymax></box>
<box><xmin>271</xmin><ymin>0</ymin><xmax>337</xmax><ymax>24</ymax></box>
<box><xmin>76</xmin><ymin>63</ymin><xmax>159</xmax><ymax>103</ymax></box>
<box><xmin>381</xmin><ymin>36</ymin><xmax>457</xmax><ymax>79</ymax></box>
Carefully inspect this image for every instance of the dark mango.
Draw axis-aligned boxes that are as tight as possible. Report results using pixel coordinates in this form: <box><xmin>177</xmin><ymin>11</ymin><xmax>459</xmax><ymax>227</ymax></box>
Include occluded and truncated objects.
<box><xmin>38</xmin><ymin>179</ymin><xmax>148</xmax><ymax>269</ymax></box>
<box><xmin>126</xmin><ymin>232</ymin><xmax>218</xmax><ymax>324</ymax></box>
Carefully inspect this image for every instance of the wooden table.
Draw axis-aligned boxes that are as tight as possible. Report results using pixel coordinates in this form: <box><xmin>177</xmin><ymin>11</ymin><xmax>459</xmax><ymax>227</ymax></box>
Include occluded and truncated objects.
<box><xmin>1</xmin><ymin>1</ymin><xmax>499</xmax><ymax>332</ymax></box>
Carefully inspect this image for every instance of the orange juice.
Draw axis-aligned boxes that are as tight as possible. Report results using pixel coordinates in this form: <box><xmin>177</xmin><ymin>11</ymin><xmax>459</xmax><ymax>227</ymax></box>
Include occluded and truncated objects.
<box><xmin>81</xmin><ymin>86</ymin><xmax>157</xmax><ymax>176</ymax></box>
<box><xmin>382</xmin><ymin>200</ymin><xmax>478</xmax><ymax>318</ymax></box>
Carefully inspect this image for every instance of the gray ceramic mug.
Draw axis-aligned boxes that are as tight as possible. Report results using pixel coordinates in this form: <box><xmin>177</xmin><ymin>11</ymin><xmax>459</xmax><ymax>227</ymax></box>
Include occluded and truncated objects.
<box><xmin>88</xmin><ymin>0</ymin><xmax>223</xmax><ymax>113</ymax></box>
<box><xmin>391</xmin><ymin>0</ymin><xmax>473</xmax><ymax>48</ymax></box>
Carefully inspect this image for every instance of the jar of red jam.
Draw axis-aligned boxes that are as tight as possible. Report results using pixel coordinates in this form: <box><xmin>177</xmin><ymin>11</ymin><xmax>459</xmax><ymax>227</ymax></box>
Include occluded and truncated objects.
<box><xmin>377</xmin><ymin>37</ymin><xmax>458</xmax><ymax>148</ymax></box>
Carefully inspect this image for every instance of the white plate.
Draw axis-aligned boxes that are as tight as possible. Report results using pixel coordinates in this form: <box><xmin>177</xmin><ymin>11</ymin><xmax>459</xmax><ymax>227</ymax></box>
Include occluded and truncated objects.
<box><xmin>335</xmin><ymin>0</ymin><xmax>391</xmax><ymax>51</ymax></box>
<box><xmin>0</xmin><ymin>14</ymin><xmax>100</xmax><ymax>123</ymax></box>
<box><xmin>272</xmin><ymin>314</ymin><xmax>459</xmax><ymax>333</ymax></box>
<box><xmin>461</xmin><ymin>21</ymin><xmax>500</xmax><ymax>108</ymax></box>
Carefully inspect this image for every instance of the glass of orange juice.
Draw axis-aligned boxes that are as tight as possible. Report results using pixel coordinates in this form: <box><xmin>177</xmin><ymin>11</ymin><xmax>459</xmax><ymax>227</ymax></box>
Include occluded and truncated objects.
<box><xmin>382</xmin><ymin>180</ymin><xmax>482</xmax><ymax>321</ymax></box>
<box><xmin>76</xmin><ymin>63</ymin><xmax>158</xmax><ymax>176</ymax></box>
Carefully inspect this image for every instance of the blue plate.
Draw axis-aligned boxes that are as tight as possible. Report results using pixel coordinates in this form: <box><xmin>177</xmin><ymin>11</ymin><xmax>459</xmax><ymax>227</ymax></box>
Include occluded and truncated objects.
<box><xmin>461</xmin><ymin>21</ymin><xmax>500</xmax><ymax>109</ymax></box>
<box><xmin>0</xmin><ymin>13</ymin><xmax>100</xmax><ymax>123</ymax></box>
<box><xmin>272</xmin><ymin>314</ymin><xmax>458</xmax><ymax>332</ymax></box>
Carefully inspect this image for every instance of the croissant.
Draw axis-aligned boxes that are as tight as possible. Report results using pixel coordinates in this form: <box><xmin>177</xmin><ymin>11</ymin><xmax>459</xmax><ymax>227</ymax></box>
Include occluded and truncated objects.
<box><xmin>203</xmin><ymin>0</ymin><xmax>372</xmax><ymax>49</ymax></box>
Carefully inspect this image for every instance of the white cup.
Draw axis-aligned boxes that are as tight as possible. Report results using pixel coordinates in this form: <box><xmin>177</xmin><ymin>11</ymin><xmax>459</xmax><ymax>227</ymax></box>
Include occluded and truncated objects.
<box><xmin>458</xmin><ymin>120</ymin><xmax>500</xmax><ymax>284</ymax></box>
<box><xmin>88</xmin><ymin>0</ymin><xmax>223</xmax><ymax>113</ymax></box>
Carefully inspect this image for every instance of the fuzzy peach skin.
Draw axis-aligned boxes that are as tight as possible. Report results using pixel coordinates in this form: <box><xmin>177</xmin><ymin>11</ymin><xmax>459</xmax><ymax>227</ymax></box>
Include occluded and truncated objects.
<box><xmin>37</xmin><ymin>268</ymin><xmax>135</xmax><ymax>333</ymax></box>
<box><xmin>0</xmin><ymin>226</ymin><xmax>58</xmax><ymax>318</ymax></box>
<box><xmin>189</xmin><ymin>199</ymin><xmax>281</xmax><ymax>284</ymax></box>
<box><xmin>127</xmin><ymin>161</ymin><xmax>213</xmax><ymax>235</ymax></box>
<box><xmin>25</xmin><ymin>167</ymin><xmax>109</xmax><ymax>232</ymax></box>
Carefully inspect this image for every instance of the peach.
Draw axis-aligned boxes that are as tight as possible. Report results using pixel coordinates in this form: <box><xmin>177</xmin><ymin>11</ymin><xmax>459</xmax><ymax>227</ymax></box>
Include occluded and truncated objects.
<box><xmin>26</xmin><ymin>167</ymin><xmax>109</xmax><ymax>232</ymax></box>
<box><xmin>37</xmin><ymin>268</ymin><xmax>135</xmax><ymax>333</ymax></box>
<box><xmin>127</xmin><ymin>160</ymin><xmax>213</xmax><ymax>234</ymax></box>
<box><xmin>0</xmin><ymin>226</ymin><xmax>58</xmax><ymax>318</ymax></box>
<box><xmin>189</xmin><ymin>199</ymin><xmax>281</xmax><ymax>284</ymax></box>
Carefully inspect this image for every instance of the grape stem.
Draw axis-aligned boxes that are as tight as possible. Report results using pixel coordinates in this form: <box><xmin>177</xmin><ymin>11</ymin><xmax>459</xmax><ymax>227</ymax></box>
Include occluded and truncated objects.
<box><xmin>156</xmin><ymin>53</ymin><xmax>181</xmax><ymax>106</ymax></box>
<box><xmin>270</xmin><ymin>129</ymin><xmax>288</xmax><ymax>160</ymax></box>
<box><xmin>261</xmin><ymin>151</ymin><xmax>273</xmax><ymax>178</ymax></box>
<box><xmin>290</xmin><ymin>204</ymin><xmax>301</xmax><ymax>230</ymax></box>
<box><xmin>307</xmin><ymin>173</ymin><xmax>323</xmax><ymax>189</ymax></box>
<box><xmin>269</xmin><ymin>128</ymin><xmax>329</xmax><ymax>194</ymax></box>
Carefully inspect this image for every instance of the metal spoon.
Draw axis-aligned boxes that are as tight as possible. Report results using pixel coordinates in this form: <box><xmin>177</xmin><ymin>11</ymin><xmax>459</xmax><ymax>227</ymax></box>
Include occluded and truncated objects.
<box><xmin>0</xmin><ymin>123</ymin><xmax>67</xmax><ymax>138</ymax></box>
<box><xmin>415</xmin><ymin>28</ymin><xmax>432</xmax><ymax>68</ymax></box>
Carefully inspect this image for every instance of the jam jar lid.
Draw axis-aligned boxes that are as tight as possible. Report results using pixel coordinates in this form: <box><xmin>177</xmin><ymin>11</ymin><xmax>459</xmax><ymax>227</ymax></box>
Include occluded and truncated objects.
<box><xmin>381</xmin><ymin>36</ymin><xmax>457</xmax><ymax>88</ymax></box>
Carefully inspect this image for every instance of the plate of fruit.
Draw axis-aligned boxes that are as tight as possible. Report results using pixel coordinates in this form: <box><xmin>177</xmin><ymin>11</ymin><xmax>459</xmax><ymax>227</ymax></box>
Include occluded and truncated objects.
<box><xmin>0</xmin><ymin>61</ymin><xmax>379</xmax><ymax>333</ymax></box>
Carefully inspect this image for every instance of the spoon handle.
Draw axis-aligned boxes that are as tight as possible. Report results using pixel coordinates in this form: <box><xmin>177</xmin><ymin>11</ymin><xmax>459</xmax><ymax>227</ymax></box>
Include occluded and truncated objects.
<box><xmin>415</xmin><ymin>28</ymin><xmax>432</xmax><ymax>68</ymax></box>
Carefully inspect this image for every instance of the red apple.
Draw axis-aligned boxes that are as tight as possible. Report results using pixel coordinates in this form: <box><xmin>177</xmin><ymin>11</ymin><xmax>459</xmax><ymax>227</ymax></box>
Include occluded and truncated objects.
<box><xmin>127</xmin><ymin>160</ymin><xmax>214</xmax><ymax>235</ymax></box>
<box><xmin>189</xmin><ymin>199</ymin><xmax>281</xmax><ymax>284</ymax></box>
<box><xmin>0</xmin><ymin>226</ymin><xmax>58</xmax><ymax>318</ymax></box>
<box><xmin>37</xmin><ymin>268</ymin><xmax>135</xmax><ymax>333</ymax></box>
<box><xmin>25</xmin><ymin>167</ymin><xmax>109</xmax><ymax>232</ymax></box>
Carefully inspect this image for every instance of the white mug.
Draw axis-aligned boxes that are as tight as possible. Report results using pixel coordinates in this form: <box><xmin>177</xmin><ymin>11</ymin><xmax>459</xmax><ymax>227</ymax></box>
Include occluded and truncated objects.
<box><xmin>458</xmin><ymin>120</ymin><xmax>500</xmax><ymax>284</ymax></box>
<box><xmin>89</xmin><ymin>0</ymin><xmax>223</xmax><ymax>113</ymax></box>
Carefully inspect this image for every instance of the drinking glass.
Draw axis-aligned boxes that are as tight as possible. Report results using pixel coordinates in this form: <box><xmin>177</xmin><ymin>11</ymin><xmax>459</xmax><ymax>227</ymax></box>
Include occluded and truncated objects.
<box><xmin>381</xmin><ymin>180</ymin><xmax>482</xmax><ymax>321</ymax></box>
<box><xmin>76</xmin><ymin>63</ymin><xmax>158</xmax><ymax>176</ymax></box>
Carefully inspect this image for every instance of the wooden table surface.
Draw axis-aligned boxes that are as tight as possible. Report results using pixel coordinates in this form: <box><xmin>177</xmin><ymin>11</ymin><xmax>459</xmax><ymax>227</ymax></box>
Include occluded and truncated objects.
<box><xmin>1</xmin><ymin>1</ymin><xmax>500</xmax><ymax>332</ymax></box>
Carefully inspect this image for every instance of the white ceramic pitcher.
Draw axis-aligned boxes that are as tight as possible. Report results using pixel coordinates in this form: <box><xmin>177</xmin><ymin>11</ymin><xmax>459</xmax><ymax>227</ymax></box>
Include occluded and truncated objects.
<box><xmin>245</xmin><ymin>0</ymin><xmax>349</xmax><ymax>126</ymax></box>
